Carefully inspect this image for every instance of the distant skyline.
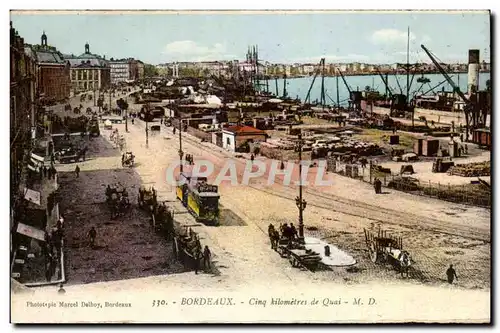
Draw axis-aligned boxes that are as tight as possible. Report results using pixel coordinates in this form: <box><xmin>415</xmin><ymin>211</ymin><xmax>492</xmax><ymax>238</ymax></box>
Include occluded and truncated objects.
<box><xmin>10</xmin><ymin>10</ymin><xmax>491</xmax><ymax>65</ymax></box>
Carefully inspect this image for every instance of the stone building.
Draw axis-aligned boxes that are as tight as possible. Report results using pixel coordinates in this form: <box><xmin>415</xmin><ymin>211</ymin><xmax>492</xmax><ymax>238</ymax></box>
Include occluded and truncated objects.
<box><xmin>66</xmin><ymin>42</ymin><xmax>110</xmax><ymax>93</ymax></box>
<box><xmin>28</xmin><ymin>31</ymin><xmax>71</xmax><ymax>103</ymax></box>
<box><xmin>137</xmin><ymin>60</ymin><xmax>144</xmax><ymax>80</ymax></box>
<box><xmin>109</xmin><ymin>59</ymin><xmax>130</xmax><ymax>85</ymax></box>
<box><xmin>222</xmin><ymin>125</ymin><xmax>268</xmax><ymax>152</ymax></box>
<box><xmin>109</xmin><ymin>58</ymin><xmax>144</xmax><ymax>84</ymax></box>
<box><xmin>10</xmin><ymin>22</ymin><xmax>38</xmax><ymax>192</ymax></box>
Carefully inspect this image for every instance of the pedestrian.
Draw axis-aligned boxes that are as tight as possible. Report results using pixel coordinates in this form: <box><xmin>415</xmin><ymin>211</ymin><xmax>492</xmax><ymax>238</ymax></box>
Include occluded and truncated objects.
<box><xmin>88</xmin><ymin>226</ymin><xmax>97</xmax><ymax>247</ymax></box>
<box><xmin>50</xmin><ymin>165</ymin><xmax>57</xmax><ymax>179</ymax></box>
<box><xmin>290</xmin><ymin>223</ymin><xmax>298</xmax><ymax>240</ymax></box>
<box><xmin>173</xmin><ymin>127</ymin><xmax>176</xmax><ymax>135</ymax></box>
<box><xmin>56</xmin><ymin>215</ymin><xmax>64</xmax><ymax>232</ymax></box>
<box><xmin>75</xmin><ymin>165</ymin><xmax>80</xmax><ymax>178</ymax></box>
<box><xmin>45</xmin><ymin>267</ymin><xmax>52</xmax><ymax>282</ymax></box>
<box><xmin>194</xmin><ymin>248</ymin><xmax>201</xmax><ymax>275</ymax></box>
<box><xmin>250</xmin><ymin>153</ymin><xmax>255</xmax><ymax>163</ymax></box>
<box><xmin>464</xmin><ymin>144</ymin><xmax>468</xmax><ymax>155</ymax></box>
<box><xmin>131</xmin><ymin>118</ymin><xmax>134</xmax><ymax>125</ymax></box>
<box><xmin>203</xmin><ymin>246</ymin><xmax>211</xmax><ymax>270</ymax></box>
<box><xmin>446</xmin><ymin>264</ymin><xmax>458</xmax><ymax>284</ymax></box>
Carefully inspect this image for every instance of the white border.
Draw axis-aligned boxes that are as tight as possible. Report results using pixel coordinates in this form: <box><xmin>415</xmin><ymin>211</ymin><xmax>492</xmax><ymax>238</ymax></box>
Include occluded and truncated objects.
<box><xmin>2</xmin><ymin>1</ymin><xmax>496</xmax><ymax>332</ymax></box>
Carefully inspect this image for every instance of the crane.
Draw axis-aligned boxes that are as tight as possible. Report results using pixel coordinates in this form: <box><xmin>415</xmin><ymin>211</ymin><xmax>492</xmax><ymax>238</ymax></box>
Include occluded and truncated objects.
<box><xmin>337</xmin><ymin>68</ymin><xmax>353</xmax><ymax>95</ymax></box>
<box><xmin>304</xmin><ymin>58</ymin><xmax>324</xmax><ymax>104</ymax></box>
<box><xmin>420</xmin><ymin>44</ymin><xmax>484</xmax><ymax>138</ymax></box>
<box><xmin>337</xmin><ymin>69</ymin><xmax>364</xmax><ymax>112</ymax></box>
<box><xmin>376</xmin><ymin>68</ymin><xmax>393</xmax><ymax>97</ymax></box>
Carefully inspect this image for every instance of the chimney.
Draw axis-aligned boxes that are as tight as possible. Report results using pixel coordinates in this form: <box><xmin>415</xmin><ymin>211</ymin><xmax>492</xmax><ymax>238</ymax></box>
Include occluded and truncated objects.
<box><xmin>468</xmin><ymin>49</ymin><xmax>480</xmax><ymax>95</ymax></box>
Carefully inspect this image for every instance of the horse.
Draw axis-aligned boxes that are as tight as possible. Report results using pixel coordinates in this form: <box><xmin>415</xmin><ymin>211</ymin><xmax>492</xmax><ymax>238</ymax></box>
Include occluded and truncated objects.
<box><xmin>398</xmin><ymin>251</ymin><xmax>412</xmax><ymax>278</ymax></box>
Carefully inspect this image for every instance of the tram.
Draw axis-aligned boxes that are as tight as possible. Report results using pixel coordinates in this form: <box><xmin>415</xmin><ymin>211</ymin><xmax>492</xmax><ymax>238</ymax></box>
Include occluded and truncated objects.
<box><xmin>176</xmin><ymin>172</ymin><xmax>220</xmax><ymax>225</ymax></box>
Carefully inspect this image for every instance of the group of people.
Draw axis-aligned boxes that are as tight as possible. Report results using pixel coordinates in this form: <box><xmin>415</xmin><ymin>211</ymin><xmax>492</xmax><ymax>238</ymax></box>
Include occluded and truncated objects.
<box><xmin>267</xmin><ymin>223</ymin><xmax>299</xmax><ymax>250</ymax></box>
<box><xmin>184</xmin><ymin>228</ymin><xmax>211</xmax><ymax>274</ymax></box>
<box><xmin>44</xmin><ymin>216</ymin><xmax>65</xmax><ymax>282</ymax></box>
<box><xmin>185</xmin><ymin>154</ymin><xmax>194</xmax><ymax>165</ymax></box>
<box><xmin>38</xmin><ymin>163</ymin><xmax>58</xmax><ymax>181</ymax></box>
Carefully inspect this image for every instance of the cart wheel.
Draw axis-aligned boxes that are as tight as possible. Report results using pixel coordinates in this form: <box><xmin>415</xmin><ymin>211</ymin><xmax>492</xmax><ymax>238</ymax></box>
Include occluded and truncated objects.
<box><xmin>369</xmin><ymin>243</ymin><xmax>378</xmax><ymax>263</ymax></box>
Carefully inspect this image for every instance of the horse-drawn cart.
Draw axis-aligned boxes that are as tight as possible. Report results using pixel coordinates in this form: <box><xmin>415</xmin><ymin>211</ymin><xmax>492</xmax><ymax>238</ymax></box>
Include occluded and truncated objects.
<box><xmin>55</xmin><ymin>147</ymin><xmax>86</xmax><ymax>164</ymax></box>
<box><xmin>122</xmin><ymin>152</ymin><xmax>135</xmax><ymax>167</ymax></box>
<box><xmin>364</xmin><ymin>228</ymin><xmax>412</xmax><ymax>277</ymax></box>
<box><xmin>105</xmin><ymin>184</ymin><xmax>131</xmax><ymax>219</ymax></box>
<box><xmin>138</xmin><ymin>186</ymin><xmax>158</xmax><ymax>213</ymax></box>
<box><xmin>151</xmin><ymin>201</ymin><xmax>174</xmax><ymax>240</ymax></box>
<box><xmin>287</xmin><ymin>248</ymin><xmax>322</xmax><ymax>271</ymax></box>
<box><xmin>276</xmin><ymin>237</ymin><xmax>322</xmax><ymax>272</ymax></box>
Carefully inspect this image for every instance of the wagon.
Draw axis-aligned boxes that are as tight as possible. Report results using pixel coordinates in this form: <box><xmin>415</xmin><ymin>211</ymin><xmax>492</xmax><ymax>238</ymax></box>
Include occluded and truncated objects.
<box><xmin>138</xmin><ymin>186</ymin><xmax>157</xmax><ymax>212</ymax></box>
<box><xmin>122</xmin><ymin>152</ymin><xmax>135</xmax><ymax>167</ymax></box>
<box><xmin>364</xmin><ymin>228</ymin><xmax>412</xmax><ymax>277</ymax></box>
<box><xmin>277</xmin><ymin>239</ymin><xmax>322</xmax><ymax>272</ymax></box>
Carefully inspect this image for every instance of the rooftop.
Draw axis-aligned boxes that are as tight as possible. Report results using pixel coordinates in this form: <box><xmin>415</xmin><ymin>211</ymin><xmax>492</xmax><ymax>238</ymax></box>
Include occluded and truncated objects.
<box><xmin>224</xmin><ymin>125</ymin><xmax>267</xmax><ymax>135</ymax></box>
<box><xmin>26</xmin><ymin>45</ymin><xmax>67</xmax><ymax>65</ymax></box>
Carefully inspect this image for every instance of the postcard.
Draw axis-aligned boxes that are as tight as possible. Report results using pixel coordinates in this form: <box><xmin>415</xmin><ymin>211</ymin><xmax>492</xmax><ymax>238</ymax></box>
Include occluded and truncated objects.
<box><xmin>9</xmin><ymin>9</ymin><xmax>491</xmax><ymax>324</ymax></box>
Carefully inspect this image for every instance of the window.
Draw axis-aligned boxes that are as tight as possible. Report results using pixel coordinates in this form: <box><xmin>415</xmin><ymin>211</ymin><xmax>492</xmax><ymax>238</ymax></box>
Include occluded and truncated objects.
<box><xmin>226</xmin><ymin>137</ymin><xmax>231</xmax><ymax>145</ymax></box>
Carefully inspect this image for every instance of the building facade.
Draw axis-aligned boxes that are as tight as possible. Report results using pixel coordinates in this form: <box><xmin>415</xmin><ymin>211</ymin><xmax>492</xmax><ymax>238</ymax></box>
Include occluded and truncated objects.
<box><xmin>66</xmin><ymin>43</ymin><xmax>111</xmax><ymax>93</ymax></box>
<box><xmin>109</xmin><ymin>58</ymin><xmax>144</xmax><ymax>84</ymax></box>
<box><xmin>28</xmin><ymin>32</ymin><xmax>71</xmax><ymax>102</ymax></box>
<box><xmin>10</xmin><ymin>22</ymin><xmax>38</xmax><ymax>193</ymax></box>
<box><xmin>222</xmin><ymin>125</ymin><xmax>267</xmax><ymax>152</ymax></box>
<box><xmin>137</xmin><ymin>60</ymin><xmax>144</xmax><ymax>80</ymax></box>
<box><xmin>110</xmin><ymin>59</ymin><xmax>130</xmax><ymax>84</ymax></box>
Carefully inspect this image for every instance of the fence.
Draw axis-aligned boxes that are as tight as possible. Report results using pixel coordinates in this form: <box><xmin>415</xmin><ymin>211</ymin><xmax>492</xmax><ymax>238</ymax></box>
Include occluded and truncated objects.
<box><xmin>326</xmin><ymin>157</ymin><xmax>491</xmax><ymax>208</ymax></box>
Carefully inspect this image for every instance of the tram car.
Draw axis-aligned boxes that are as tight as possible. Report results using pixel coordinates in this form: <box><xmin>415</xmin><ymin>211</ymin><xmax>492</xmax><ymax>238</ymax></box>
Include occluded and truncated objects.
<box><xmin>176</xmin><ymin>172</ymin><xmax>220</xmax><ymax>225</ymax></box>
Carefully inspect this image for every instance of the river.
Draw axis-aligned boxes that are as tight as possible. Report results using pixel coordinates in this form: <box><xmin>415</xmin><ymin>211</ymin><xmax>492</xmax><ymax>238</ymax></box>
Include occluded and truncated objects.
<box><xmin>260</xmin><ymin>73</ymin><xmax>490</xmax><ymax>106</ymax></box>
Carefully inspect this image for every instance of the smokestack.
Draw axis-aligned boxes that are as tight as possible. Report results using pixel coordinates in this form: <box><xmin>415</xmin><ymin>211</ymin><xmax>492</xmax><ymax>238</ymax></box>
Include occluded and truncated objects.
<box><xmin>468</xmin><ymin>49</ymin><xmax>480</xmax><ymax>95</ymax></box>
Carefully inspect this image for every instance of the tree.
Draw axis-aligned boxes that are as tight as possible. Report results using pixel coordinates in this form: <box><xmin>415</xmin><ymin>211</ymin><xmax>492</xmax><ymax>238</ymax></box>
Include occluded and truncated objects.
<box><xmin>144</xmin><ymin>64</ymin><xmax>158</xmax><ymax>77</ymax></box>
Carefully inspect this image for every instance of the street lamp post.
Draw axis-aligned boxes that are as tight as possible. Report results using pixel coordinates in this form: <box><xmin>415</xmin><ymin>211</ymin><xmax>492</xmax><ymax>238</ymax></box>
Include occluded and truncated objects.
<box><xmin>295</xmin><ymin>130</ymin><xmax>307</xmax><ymax>242</ymax></box>
<box><xmin>178</xmin><ymin>114</ymin><xmax>184</xmax><ymax>173</ymax></box>
<box><xmin>145</xmin><ymin>105</ymin><xmax>149</xmax><ymax>148</ymax></box>
<box><xmin>125</xmin><ymin>107</ymin><xmax>128</xmax><ymax>132</ymax></box>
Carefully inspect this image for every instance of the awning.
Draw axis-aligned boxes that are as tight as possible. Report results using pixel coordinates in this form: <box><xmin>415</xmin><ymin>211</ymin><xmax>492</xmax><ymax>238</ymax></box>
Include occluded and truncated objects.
<box><xmin>23</xmin><ymin>188</ymin><xmax>41</xmax><ymax>206</ymax></box>
<box><xmin>16</xmin><ymin>222</ymin><xmax>45</xmax><ymax>242</ymax></box>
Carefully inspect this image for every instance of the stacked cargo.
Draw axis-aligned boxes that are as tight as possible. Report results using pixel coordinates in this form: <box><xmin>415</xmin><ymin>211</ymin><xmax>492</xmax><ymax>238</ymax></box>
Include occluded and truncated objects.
<box><xmin>447</xmin><ymin>161</ymin><xmax>491</xmax><ymax>177</ymax></box>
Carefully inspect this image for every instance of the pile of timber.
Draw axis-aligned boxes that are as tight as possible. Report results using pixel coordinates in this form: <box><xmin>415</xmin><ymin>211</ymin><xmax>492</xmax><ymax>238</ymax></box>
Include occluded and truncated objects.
<box><xmin>447</xmin><ymin>161</ymin><xmax>491</xmax><ymax>177</ymax></box>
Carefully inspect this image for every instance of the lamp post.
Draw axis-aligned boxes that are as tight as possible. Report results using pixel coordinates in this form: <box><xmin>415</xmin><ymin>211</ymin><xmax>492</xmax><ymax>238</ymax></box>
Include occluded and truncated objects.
<box><xmin>295</xmin><ymin>130</ymin><xmax>307</xmax><ymax>242</ymax></box>
<box><xmin>125</xmin><ymin>107</ymin><xmax>128</xmax><ymax>132</ymax></box>
<box><xmin>145</xmin><ymin>104</ymin><xmax>149</xmax><ymax>148</ymax></box>
<box><xmin>178</xmin><ymin>113</ymin><xmax>184</xmax><ymax>173</ymax></box>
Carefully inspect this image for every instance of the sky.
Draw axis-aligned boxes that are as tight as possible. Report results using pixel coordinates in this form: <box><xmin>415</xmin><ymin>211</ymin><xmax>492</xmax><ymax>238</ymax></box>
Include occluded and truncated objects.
<box><xmin>10</xmin><ymin>10</ymin><xmax>491</xmax><ymax>65</ymax></box>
